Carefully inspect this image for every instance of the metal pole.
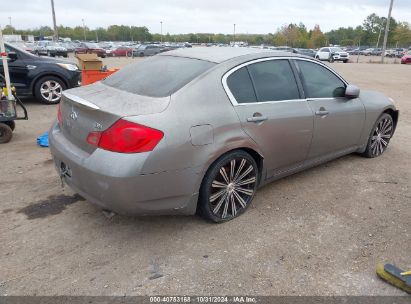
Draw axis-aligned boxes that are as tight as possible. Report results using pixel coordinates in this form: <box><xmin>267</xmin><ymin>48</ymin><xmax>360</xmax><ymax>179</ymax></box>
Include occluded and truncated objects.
<box><xmin>160</xmin><ymin>21</ymin><xmax>163</xmax><ymax>43</ymax></box>
<box><xmin>233</xmin><ymin>24</ymin><xmax>236</xmax><ymax>45</ymax></box>
<box><xmin>357</xmin><ymin>38</ymin><xmax>361</xmax><ymax>63</ymax></box>
<box><xmin>0</xmin><ymin>27</ymin><xmax>14</xmax><ymax>101</ymax></box>
<box><xmin>381</xmin><ymin>0</ymin><xmax>394</xmax><ymax>63</ymax></box>
<box><xmin>8</xmin><ymin>17</ymin><xmax>13</xmax><ymax>35</ymax></box>
<box><xmin>82</xmin><ymin>19</ymin><xmax>86</xmax><ymax>41</ymax></box>
<box><xmin>50</xmin><ymin>0</ymin><xmax>58</xmax><ymax>41</ymax></box>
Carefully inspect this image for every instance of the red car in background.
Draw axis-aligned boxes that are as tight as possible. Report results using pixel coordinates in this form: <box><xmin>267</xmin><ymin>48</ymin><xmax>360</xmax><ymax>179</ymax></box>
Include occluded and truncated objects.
<box><xmin>401</xmin><ymin>51</ymin><xmax>411</xmax><ymax>64</ymax></box>
<box><xmin>107</xmin><ymin>46</ymin><xmax>133</xmax><ymax>57</ymax></box>
<box><xmin>75</xmin><ymin>42</ymin><xmax>106</xmax><ymax>58</ymax></box>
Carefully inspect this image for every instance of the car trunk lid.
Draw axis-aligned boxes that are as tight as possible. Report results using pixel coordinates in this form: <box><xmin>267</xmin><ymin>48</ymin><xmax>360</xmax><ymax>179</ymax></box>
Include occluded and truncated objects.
<box><xmin>59</xmin><ymin>82</ymin><xmax>170</xmax><ymax>153</ymax></box>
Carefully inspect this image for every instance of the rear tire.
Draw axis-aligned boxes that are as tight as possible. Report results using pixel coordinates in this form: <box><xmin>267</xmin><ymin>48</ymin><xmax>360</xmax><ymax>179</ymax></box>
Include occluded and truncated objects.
<box><xmin>198</xmin><ymin>150</ymin><xmax>259</xmax><ymax>223</ymax></box>
<box><xmin>343</xmin><ymin>60</ymin><xmax>348</xmax><ymax>63</ymax></box>
<box><xmin>4</xmin><ymin>120</ymin><xmax>15</xmax><ymax>131</ymax></box>
<box><xmin>0</xmin><ymin>123</ymin><xmax>13</xmax><ymax>144</ymax></box>
<box><xmin>361</xmin><ymin>113</ymin><xmax>394</xmax><ymax>158</ymax></box>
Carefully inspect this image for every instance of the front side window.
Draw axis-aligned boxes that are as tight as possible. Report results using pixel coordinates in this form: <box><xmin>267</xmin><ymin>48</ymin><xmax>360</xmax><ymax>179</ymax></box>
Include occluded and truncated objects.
<box><xmin>247</xmin><ymin>60</ymin><xmax>300</xmax><ymax>102</ymax></box>
<box><xmin>296</xmin><ymin>60</ymin><xmax>346</xmax><ymax>98</ymax></box>
<box><xmin>226</xmin><ymin>67</ymin><xmax>257</xmax><ymax>104</ymax></box>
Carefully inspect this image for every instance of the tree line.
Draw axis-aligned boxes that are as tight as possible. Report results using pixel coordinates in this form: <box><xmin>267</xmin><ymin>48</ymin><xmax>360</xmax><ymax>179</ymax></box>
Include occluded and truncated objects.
<box><xmin>3</xmin><ymin>13</ymin><xmax>411</xmax><ymax>48</ymax></box>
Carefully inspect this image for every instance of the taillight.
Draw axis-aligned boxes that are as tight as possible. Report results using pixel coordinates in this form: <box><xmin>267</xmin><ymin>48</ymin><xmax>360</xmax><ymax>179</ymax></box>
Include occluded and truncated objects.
<box><xmin>86</xmin><ymin>119</ymin><xmax>163</xmax><ymax>153</ymax></box>
<box><xmin>57</xmin><ymin>103</ymin><xmax>63</xmax><ymax>126</ymax></box>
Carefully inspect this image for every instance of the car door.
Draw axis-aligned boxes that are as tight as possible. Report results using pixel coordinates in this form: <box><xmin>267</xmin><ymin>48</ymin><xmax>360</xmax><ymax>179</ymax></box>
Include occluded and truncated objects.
<box><xmin>0</xmin><ymin>44</ymin><xmax>30</xmax><ymax>92</ymax></box>
<box><xmin>318</xmin><ymin>48</ymin><xmax>330</xmax><ymax>60</ymax></box>
<box><xmin>224</xmin><ymin>58</ymin><xmax>314</xmax><ymax>178</ymax></box>
<box><xmin>293</xmin><ymin>59</ymin><xmax>365</xmax><ymax>160</ymax></box>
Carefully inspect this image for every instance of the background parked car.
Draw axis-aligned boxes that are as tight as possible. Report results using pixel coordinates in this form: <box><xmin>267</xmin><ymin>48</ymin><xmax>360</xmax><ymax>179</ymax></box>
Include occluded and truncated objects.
<box><xmin>385</xmin><ymin>49</ymin><xmax>396</xmax><ymax>57</ymax></box>
<box><xmin>1</xmin><ymin>42</ymin><xmax>81</xmax><ymax>104</ymax></box>
<box><xmin>107</xmin><ymin>46</ymin><xmax>133</xmax><ymax>57</ymax></box>
<box><xmin>360</xmin><ymin>48</ymin><xmax>382</xmax><ymax>56</ymax></box>
<box><xmin>401</xmin><ymin>51</ymin><xmax>411</xmax><ymax>64</ymax></box>
<box><xmin>394</xmin><ymin>48</ymin><xmax>406</xmax><ymax>58</ymax></box>
<box><xmin>132</xmin><ymin>44</ymin><xmax>163</xmax><ymax>57</ymax></box>
<box><xmin>347</xmin><ymin>47</ymin><xmax>367</xmax><ymax>55</ymax></box>
<box><xmin>61</xmin><ymin>42</ymin><xmax>76</xmax><ymax>53</ymax></box>
<box><xmin>33</xmin><ymin>42</ymin><xmax>48</xmax><ymax>56</ymax></box>
<box><xmin>75</xmin><ymin>42</ymin><xmax>106</xmax><ymax>58</ymax></box>
<box><xmin>9</xmin><ymin>42</ymin><xmax>35</xmax><ymax>54</ymax></box>
<box><xmin>35</xmin><ymin>41</ymin><xmax>68</xmax><ymax>58</ymax></box>
<box><xmin>315</xmin><ymin>47</ymin><xmax>349</xmax><ymax>63</ymax></box>
<box><xmin>293</xmin><ymin>48</ymin><xmax>316</xmax><ymax>57</ymax></box>
<box><xmin>371</xmin><ymin>48</ymin><xmax>382</xmax><ymax>56</ymax></box>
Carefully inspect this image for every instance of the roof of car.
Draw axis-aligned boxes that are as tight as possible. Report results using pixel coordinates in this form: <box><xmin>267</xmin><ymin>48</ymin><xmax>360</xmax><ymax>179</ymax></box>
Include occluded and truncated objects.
<box><xmin>158</xmin><ymin>47</ymin><xmax>297</xmax><ymax>63</ymax></box>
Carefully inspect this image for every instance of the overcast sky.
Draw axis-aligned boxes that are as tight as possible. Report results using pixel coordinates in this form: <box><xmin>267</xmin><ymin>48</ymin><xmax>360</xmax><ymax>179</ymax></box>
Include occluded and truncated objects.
<box><xmin>2</xmin><ymin>0</ymin><xmax>411</xmax><ymax>34</ymax></box>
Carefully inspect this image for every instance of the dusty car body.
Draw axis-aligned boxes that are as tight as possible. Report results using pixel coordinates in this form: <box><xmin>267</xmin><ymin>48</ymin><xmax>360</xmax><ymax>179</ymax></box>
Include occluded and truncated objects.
<box><xmin>50</xmin><ymin>48</ymin><xmax>398</xmax><ymax>222</ymax></box>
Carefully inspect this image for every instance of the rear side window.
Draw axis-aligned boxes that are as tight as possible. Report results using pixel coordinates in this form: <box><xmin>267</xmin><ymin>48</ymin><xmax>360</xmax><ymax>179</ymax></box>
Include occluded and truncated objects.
<box><xmin>247</xmin><ymin>60</ymin><xmax>300</xmax><ymax>102</ymax></box>
<box><xmin>296</xmin><ymin>60</ymin><xmax>346</xmax><ymax>98</ymax></box>
<box><xmin>103</xmin><ymin>56</ymin><xmax>215</xmax><ymax>97</ymax></box>
<box><xmin>226</xmin><ymin>67</ymin><xmax>257</xmax><ymax>104</ymax></box>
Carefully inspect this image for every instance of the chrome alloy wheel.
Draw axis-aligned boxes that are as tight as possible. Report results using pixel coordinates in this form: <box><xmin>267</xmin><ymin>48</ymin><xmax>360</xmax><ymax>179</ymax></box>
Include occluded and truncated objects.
<box><xmin>40</xmin><ymin>80</ymin><xmax>62</xmax><ymax>103</ymax></box>
<box><xmin>370</xmin><ymin>116</ymin><xmax>393</xmax><ymax>157</ymax></box>
<box><xmin>209</xmin><ymin>158</ymin><xmax>257</xmax><ymax>219</ymax></box>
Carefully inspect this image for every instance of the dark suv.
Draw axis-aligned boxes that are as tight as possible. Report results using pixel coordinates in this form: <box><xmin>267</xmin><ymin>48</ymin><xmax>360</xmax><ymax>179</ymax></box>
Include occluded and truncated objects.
<box><xmin>74</xmin><ymin>42</ymin><xmax>106</xmax><ymax>58</ymax></box>
<box><xmin>1</xmin><ymin>42</ymin><xmax>81</xmax><ymax>104</ymax></box>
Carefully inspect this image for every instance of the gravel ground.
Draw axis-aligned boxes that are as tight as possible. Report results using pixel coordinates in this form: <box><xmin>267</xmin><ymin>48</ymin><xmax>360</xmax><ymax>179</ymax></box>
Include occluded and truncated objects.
<box><xmin>0</xmin><ymin>54</ymin><xmax>410</xmax><ymax>296</ymax></box>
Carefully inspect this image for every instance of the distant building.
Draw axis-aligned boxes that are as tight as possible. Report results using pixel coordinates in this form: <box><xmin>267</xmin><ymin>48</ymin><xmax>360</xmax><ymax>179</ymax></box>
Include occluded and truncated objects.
<box><xmin>3</xmin><ymin>34</ymin><xmax>34</xmax><ymax>42</ymax></box>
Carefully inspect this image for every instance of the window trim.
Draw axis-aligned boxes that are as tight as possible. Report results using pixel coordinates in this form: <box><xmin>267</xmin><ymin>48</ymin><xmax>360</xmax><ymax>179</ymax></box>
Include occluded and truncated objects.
<box><xmin>222</xmin><ymin>57</ymin><xmax>348</xmax><ymax>106</ymax></box>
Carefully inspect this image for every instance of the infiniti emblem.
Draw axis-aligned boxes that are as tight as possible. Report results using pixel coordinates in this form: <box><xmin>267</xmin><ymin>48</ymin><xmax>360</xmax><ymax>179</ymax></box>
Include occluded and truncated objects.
<box><xmin>70</xmin><ymin>109</ymin><xmax>78</xmax><ymax>121</ymax></box>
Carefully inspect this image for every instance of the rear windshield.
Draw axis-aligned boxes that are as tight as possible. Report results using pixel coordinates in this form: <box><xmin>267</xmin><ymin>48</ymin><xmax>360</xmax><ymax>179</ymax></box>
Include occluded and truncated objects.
<box><xmin>102</xmin><ymin>55</ymin><xmax>215</xmax><ymax>97</ymax></box>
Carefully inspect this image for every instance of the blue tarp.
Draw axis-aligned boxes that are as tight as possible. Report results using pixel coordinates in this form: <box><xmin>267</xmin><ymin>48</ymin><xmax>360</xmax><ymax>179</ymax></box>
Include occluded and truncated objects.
<box><xmin>37</xmin><ymin>131</ymin><xmax>49</xmax><ymax>147</ymax></box>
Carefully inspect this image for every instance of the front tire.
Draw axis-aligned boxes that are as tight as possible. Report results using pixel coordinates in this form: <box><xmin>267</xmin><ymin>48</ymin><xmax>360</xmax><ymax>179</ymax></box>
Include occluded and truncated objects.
<box><xmin>362</xmin><ymin>113</ymin><xmax>394</xmax><ymax>158</ymax></box>
<box><xmin>198</xmin><ymin>151</ymin><xmax>259</xmax><ymax>223</ymax></box>
<box><xmin>34</xmin><ymin>76</ymin><xmax>66</xmax><ymax>105</ymax></box>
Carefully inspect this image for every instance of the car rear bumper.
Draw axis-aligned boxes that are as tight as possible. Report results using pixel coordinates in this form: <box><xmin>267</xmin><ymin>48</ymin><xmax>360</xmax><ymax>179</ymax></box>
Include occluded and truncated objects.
<box><xmin>49</xmin><ymin>122</ymin><xmax>199</xmax><ymax>216</ymax></box>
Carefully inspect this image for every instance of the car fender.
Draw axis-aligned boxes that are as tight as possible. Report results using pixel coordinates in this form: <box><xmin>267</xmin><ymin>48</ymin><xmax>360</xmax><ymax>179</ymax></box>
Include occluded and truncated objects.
<box><xmin>357</xmin><ymin>90</ymin><xmax>398</xmax><ymax>150</ymax></box>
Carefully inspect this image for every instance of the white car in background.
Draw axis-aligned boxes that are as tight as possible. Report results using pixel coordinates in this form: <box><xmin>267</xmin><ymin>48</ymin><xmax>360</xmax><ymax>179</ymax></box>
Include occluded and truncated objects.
<box><xmin>315</xmin><ymin>47</ymin><xmax>350</xmax><ymax>63</ymax></box>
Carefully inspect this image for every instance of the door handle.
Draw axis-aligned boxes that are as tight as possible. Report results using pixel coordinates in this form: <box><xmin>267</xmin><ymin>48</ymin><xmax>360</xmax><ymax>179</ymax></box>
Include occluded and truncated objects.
<box><xmin>315</xmin><ymin>110</ymin><xmax>329</xmax><ymax>116</ymax></box>
<box><xmin>315</xmin><ymin>106</ymin><xmax>329</xmax><ymax>116</ymax></box>
<box><xmin>247</xmin><ymin>116</ymin><xmax>268</xmax><ymax>123</ymax></box>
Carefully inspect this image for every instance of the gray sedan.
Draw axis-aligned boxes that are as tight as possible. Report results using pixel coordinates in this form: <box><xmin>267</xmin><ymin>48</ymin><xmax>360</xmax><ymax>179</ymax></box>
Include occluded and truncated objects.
<box><xmin>50</xmin><ymin>48</ymin><xmax>399</xmax><ymax>223</ymax></box>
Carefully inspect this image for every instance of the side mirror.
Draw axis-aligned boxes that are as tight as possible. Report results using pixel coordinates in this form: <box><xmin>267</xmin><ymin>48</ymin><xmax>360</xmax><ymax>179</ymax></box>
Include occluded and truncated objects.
<box><xmin>345</xmin><ymin>85</ymin><xmax>360</xmax><ymax>99</ymax></box>
<box><xmin>7</xmin><ymin>52</ymin><xmax>18</xmax><ymax>61</ymax></box>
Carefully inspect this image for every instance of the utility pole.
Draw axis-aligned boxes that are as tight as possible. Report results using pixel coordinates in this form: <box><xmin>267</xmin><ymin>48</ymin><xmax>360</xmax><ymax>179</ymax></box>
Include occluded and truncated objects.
<box><xmin>160</xmin><ymin>21</ymin><xmax>163</xmax><ymax>43</ymax></box>
<box><xmin>381</xmin><ymin>0</ymin><xmax>394</xmax><ymax>63</ymax></box>
<box><xmin>50</xmin><ymin>0</ymin><xmax>58</xmax><ymax>41</ymax></box>
<box><xmin>8</xmin><ymin>17</ymin><xmax>13</xmax><ymax>35</ymax></box>
<box><xmin>82</xmin><ymin>19</ymin><xmax>86</xmax><ymax>41</ymax></box>
<box><xmin>233</xmin><ymin>24</ymin><xmax>236</xmax><ymax>45</ymax></box>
